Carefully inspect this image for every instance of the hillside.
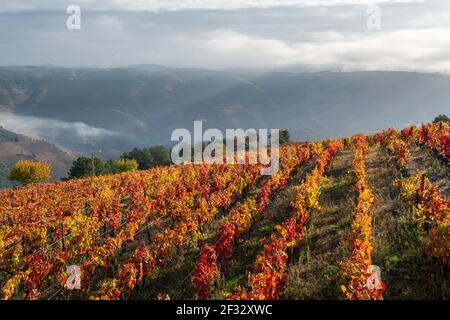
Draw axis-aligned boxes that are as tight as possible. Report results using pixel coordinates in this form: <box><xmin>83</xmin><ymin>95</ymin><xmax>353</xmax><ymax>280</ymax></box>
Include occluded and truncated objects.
<box><xmin>0</xmin><ymin>127</ymin><xmax>75</xmax><ymax>181</ymax></box>
<box><xmin>1</xmin><ymin>66</ymin><xmax>450</xmax><ymax>152</ymax></box>
<box><xmin>0</xmin><ymin>162</ymin><xmax>15</xmax><ymax>189</ymax></box>
<box><xmin>0</xmin><ymin>122</ymin><xmax>448</xmax><ymax>300</ymax></box>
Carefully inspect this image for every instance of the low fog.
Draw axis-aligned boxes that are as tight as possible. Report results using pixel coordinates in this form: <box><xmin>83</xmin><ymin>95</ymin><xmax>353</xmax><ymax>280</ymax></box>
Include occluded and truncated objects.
<box><xmin>0</xmin><ymin>111</ymin><xmax>116</xmax><ymax>150</ymax></box>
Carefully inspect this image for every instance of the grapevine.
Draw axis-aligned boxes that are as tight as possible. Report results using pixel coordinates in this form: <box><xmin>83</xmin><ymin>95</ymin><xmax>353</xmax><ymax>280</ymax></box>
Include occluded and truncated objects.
<box><xmin>339</xmin><ymin>135</ymin><xmax>385</xmax><ymax>300</ymax></box>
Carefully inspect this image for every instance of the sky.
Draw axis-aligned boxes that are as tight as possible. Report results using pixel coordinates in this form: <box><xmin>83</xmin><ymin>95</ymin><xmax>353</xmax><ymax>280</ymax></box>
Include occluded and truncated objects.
<box><xmin>0</xmin><ymin>0</ymin><xmax>449</xmax><ymax>72</ymax></box>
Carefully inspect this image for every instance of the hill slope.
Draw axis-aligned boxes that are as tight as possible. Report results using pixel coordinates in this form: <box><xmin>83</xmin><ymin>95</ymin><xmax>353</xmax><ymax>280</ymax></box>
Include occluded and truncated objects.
<box><xmin>0</xmin><ymin>122</ymin><xmax>448</xmax><ymax>300</ymax></box>
<box><xmin>0</xmin><ymin>127</ymin><xmax>75</xmax><ymax>181</ymax></box>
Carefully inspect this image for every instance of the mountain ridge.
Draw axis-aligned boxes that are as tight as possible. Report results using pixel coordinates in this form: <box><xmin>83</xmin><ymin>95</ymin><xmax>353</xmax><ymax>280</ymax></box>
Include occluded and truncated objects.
<box><xmin>0</xmin><ymin>66</ymin><xmax>449</xmax><ymax>153</ymax></box>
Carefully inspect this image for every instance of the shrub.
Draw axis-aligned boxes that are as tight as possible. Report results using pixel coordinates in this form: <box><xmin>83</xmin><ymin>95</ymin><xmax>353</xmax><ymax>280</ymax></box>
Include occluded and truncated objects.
<box><xmin>10</xmin><ymin>160</ymin><xmax>51</xmax><ymax>185</ymax></box>
<box><xmin>111</xmin><ymin>159</ymin><xmax>138</xmax><ymax>174</ymax></box>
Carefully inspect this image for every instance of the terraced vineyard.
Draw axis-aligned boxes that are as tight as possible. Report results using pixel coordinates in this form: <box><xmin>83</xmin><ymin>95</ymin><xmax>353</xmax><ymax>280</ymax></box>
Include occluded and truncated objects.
<box><xmin>0</xmin><ymin>122</ymin><xmax>448</xmax><ymax>300</ymax></box>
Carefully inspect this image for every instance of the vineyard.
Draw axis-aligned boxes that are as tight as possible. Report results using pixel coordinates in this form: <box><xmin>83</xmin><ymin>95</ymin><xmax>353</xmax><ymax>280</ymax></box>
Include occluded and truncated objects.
<box><xmin>0</xmin><ymin>122</ymin><xmax>449</xmax><ymax>300</ymax></box>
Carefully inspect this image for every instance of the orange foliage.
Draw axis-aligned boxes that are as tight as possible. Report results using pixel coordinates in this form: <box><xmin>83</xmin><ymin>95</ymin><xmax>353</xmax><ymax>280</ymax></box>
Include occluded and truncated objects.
<box><xmin>226</xmin><ymin>140</ymin><xmax>343</xmax><ymax>300</ymax></box>
<box><xmin>339</xmin><ymin>135</ymin><xmax>384</xmax><ymax>300</ymax></box>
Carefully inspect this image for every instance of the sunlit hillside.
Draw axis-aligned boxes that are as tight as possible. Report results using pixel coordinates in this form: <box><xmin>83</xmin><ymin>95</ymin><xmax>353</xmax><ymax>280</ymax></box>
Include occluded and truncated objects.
<box><xmin>0</xmin><ymin>122</ymin><xmax>448</xmax><ymax>300</ymax></box>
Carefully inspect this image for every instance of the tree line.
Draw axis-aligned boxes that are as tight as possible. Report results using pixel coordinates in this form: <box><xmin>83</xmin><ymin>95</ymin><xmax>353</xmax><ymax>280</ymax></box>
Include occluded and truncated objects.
<box><xmin>67</xmin><ymin>145</ymin><xmax>172</xmax><ymax>179</ymax></box>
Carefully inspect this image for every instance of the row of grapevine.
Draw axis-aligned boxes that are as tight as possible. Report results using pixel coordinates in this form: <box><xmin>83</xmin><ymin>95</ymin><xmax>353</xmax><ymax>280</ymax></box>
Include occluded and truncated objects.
<box><xmin>224</xmin><ymin>140</ymin><xmax>344</xmax><ymax>300</ymax></box>
<box><xmin>0</xmin><ymin>161</ymin><xmax>262</xmax><ymax>299</ymax></box>
<box><xmin>191</xmin><ymin>143</ymin><xmax>313</xmax><ymax>299</ymax></box>
<box><xmin>417</xmin><ymin>176</ymin><xmax>449</xmax><ymax>267</ymax></box>
<box><xmin>401</xmin><ymin>122</ymin><xmax>449</xmax><ymax>160</ymax></box>
<box><xmin>397</xmin><ymin>175</ymin><xmax>449</xmax><ymax>268</ymax></box>
<box><xmin>374</xmin><ymin>128</ymin><xmax>408</xmax><ymax>170</ymax></box>
<box><xmin>1</xmin><ymin>122</ymin><xmax>447</xmax><ymax>300</ymax></box>
<box><xmin>89</xmin><ymin>147</ymin><xmax>307</xmax><ymax>299</ymax></box>
<box><xmin>1</xmin><ymin>168</ymin><xmax>174</xmax><ymax>299</ymax></box>
<box><xmin>92</xmin><ymin>160</ymin><xmax>263</xmax><ymax>299</ymax></box>
<box><xmin>0</xmin><ymin>165</ymin><xmax>208</xmax><ymax>257</ymax></box>
<box><xmin>376</xmin><ymin>125</ymin><xmax>449</xmax><ymax>268</ymax></box>
<box><xmin>339</xmin><ymin>135</ymin><xmax>384</xmax><ymax>300</ymax></box>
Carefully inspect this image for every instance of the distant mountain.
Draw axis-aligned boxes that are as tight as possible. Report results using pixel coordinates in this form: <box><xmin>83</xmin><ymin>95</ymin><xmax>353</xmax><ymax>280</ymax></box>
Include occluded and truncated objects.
<box><xmin>0</xmin><ymin>66</ymin><xmax>449</xmax><ymax>153</ymax></box>
<box><xmin>0</xmin><ymin>127</ymin><xmax>76</xmax><ymax>181</ymax></box>
<box><xmin>128</xmin><ymin>64</ymin><xmax>216</xmax><ymax>76</ymax></box>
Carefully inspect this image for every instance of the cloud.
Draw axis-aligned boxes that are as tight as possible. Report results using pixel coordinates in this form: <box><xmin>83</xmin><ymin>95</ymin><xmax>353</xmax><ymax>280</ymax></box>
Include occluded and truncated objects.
<box><xmin>203</xmin><ymin>30</ymin><xmax>298</xmax><ymax>66</ymax></box>
<box><xmin>0</xmin><ymin>0</ymin><xmax>448</xmax><ymax>73</ymax></box>
<box><xmin>407</xmin><ymin>13</ymin><xmax>450</xmax><ymax>28</ymax></box>
<box><xmin>93</xmin><ymin>15</ymin><xmax>124</xmax><ymax>31</ymax></box>
<box><xmin>0</xmin><ymin>112</ymin><xmax>116</xmax><ymax>148</ymax></box>
<box><xmin>189</xmin><ymin>27</ymin><xmax>450</xmax><ymax>72</ymax></box>
<box><xmin>0</xmin><ymin>0</ymin><xmax>426</xmax><ymax>13</ymax></box>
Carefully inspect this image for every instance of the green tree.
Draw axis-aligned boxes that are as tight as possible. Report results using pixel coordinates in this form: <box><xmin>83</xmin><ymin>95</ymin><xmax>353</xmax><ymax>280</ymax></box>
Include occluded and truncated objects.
<box><xmin>121</xmin><ymin>146</ymin><xmax>172</xmax><ymax>170</ymax></box>
<box><xmin>279</xmin><ymin>129</ymin><xmax>291</xmax><ymax>145</ymax></box>
<box><xmin>68</xmin><ymin>157</ymin><xmax>106</xmax><ymax>179</ymax></box>
<box><xmin>148</xmin><ymin>146</ymin><xmax>172</xmax><ymax>167</ymax></box>
<box><xmin>433</xmin><ymin>114</ymin><xmax>449</xmax><ymax>123</ymax></box>
<box><xmin>121</xmin><ymin>148</ymin><xmax>154</xmax><ymax>170</ymax></box>
<box><xmin>10</xmin><ymin>160</ymin><xmax>51</xmax><ymax>185</ymax></box>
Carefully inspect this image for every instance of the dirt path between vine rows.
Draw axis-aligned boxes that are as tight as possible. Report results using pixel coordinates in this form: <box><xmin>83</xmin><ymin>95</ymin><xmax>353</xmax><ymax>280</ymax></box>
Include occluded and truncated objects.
<box><xmin>212</xmin><ymin>155</ymin><xmax>319</xmax><ymax>298</ymax></box>
<box><xmin>286</xmin><ymin>148</ymin><xmax>355</xmax><ymax>299</ymax></box>
<box><xmin>368</xmin><ymin>146</ymin><xmax>449</xmax><ymax>299</ymax></box>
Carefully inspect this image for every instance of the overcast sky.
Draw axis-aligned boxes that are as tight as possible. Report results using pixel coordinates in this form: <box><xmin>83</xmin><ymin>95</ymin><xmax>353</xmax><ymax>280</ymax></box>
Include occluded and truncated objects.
<box><xmin>0</xmin><ymin>0</ymin><xmax>449</xmax><ymax>72</ymax></box>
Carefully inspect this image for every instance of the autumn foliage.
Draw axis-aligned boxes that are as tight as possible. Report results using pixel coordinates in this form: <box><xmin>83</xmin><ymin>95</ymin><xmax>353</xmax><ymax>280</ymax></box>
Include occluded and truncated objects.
<box><xmin>0</xmin><ymin>122</ymin><xmax>448</xmax><ymax>301</ymax></box>
<box><xmin>226</xmin><ymin>140</ymin><xmax>343</xmax><ymax>300</ymax></box>
<box><xmin>192</xmin><ymin>143</ymin><xmax>313</xmax><ymax>299</ymax></box>
<box><xmin>9</xmin><ymin>161</ymin><xmax>51</xmax><ymax>186</ymax></box>
<box><xmin>401</xmin><ymin>122</ymin><xmax>449</xmax><ymax>160</ymax></box>
<box><xmin>192</xmin><ymin>245</ymin><xmax>219</xmax><ymax>299</ymax></box>
<box><xmin>374</xmin><ymin>128</ymin><xmax>408</xmax><ymax>170</ymax></box>
<box><xmin>339</xmin><ymin>135</ymin><xmax>385</xmax><ymax>300</ymax></box>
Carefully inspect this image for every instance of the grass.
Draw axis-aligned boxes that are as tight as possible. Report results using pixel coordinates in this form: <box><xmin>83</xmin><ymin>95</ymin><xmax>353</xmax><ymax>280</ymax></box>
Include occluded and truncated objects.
<box><xmin>286</xmin><ymin>148</ymin><xmax>355</xmax><ymax>299</ymax></box>
<box><xmin>213</xmin><ymin>156</ymin><xmax>318</xmax><ymax>298</ymax></box>
<box><xmin>368</xmin><ymin>146</ymin><xmax>450</xmax><ymax>299</ymax></box>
